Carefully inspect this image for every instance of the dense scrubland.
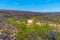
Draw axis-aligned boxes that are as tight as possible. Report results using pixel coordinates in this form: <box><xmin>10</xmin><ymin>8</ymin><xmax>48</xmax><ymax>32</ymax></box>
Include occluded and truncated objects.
<box><xmin>0</xmin><ymin>10</ymin><xmax>60</xmax><ymax>40</ymax></box>
<box><xmin>7</xmin><ymin>16</ymin><xmax>60</xmax><ymax>40</ymax></box>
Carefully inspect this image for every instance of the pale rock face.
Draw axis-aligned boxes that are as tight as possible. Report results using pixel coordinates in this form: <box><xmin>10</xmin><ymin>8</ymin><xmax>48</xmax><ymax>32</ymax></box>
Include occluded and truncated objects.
<box><xmin>36</xmin><ymin>22</ymin><xmax>41</xmax><ymax>25</ymax></box>
<box><xmin>0</xmin><ymin>32</ymin><xmax>2</xmax><ymax>35</ymax></box>
<box><xmin>58</xmin><ymin>25</ymin><xmax>60</xmax><ymax>27</ymax></box>
<box><xmin>0</xmin><ymin>29</ymin><xmax>3</xmax><ymax>32</ymax></box>
<box><xmin>50</xmin><ymin>24</ymin><xmax>56</xmax><ymax>26</ymax></box>
<box><xmin>16</xmin><ymin>21</ymin><xmax>19</xmax><ymax>23</ymax></box>
<box><xmin>0</xmin><ymin>29</ymin><xmax>3</xmax><ymax>35</ymax></box>
<box><xmin>27</xmin><ymin>19</ymin><xmax>33</xmax><ymax>25</ymax></box>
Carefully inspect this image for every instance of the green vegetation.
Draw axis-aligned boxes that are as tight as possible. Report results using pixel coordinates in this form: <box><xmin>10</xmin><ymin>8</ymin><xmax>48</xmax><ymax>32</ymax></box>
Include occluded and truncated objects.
<box><xmin>1</xmin><ymin>10</ymin><xmax>60</xmax><ymax>40</ymax></box>
<box><xmin>7</xmin><ymin>18</ymin><xmax>16</xmax><ymax>25</ymax></box>
<box><xmin>7</xmin><ymin>17</ymin><xmax>60</xmax><ymax>40</ymax></box>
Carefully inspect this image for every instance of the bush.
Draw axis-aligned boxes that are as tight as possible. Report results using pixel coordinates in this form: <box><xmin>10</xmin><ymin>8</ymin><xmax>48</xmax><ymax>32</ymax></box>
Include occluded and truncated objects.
<box><xmin>7</xmin><ymin>18</ymin><xmax>60</xmax><ymax>40</ymax></box>
<box><xmin>16</xmin><ymin>23</ymin><xmax>54</xmax><ymax>40</ymax></box>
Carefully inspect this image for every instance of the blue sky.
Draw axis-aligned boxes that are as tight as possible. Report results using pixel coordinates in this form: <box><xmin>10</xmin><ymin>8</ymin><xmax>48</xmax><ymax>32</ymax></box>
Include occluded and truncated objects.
<box><xmin>0</xmin><ymin>0</ymin><xmax>60</xmax><ymax>12</ymax></box>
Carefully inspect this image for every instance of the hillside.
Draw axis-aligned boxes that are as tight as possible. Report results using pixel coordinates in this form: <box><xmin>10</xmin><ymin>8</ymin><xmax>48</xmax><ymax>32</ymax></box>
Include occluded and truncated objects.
<box><xmin>0</xmin><ymin>10</ymin><xmax>60</xmax><ymax>40</ymax></box>
<box><xmin>0</xmin><ymin>10</ymin><xmax>44</xmax><ymax>18</ymax></box>
<box><xmin>0</xmin><ymin>10</ymin><xmax>60</xmax><ymax>23</ymax></box>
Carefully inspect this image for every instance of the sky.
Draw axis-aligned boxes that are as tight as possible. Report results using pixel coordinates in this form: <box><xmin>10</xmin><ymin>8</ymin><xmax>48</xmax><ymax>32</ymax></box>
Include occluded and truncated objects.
<box><xmin>0</xmin><ymin>0</ymin><xmax>60</xmax><ymax>12</ymax></box>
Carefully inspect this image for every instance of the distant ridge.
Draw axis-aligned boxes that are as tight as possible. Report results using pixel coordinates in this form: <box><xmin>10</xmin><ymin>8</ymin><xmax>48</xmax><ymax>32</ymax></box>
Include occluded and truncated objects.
<box><xmin>0</xmin><ymin>10</ymin><xmax>44</xmax><ymax>18</ymax></box>
<box><xmin>0</xmin><ymin>10</ymin><xmax>60</xmax><ymax>18</ymax></box>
